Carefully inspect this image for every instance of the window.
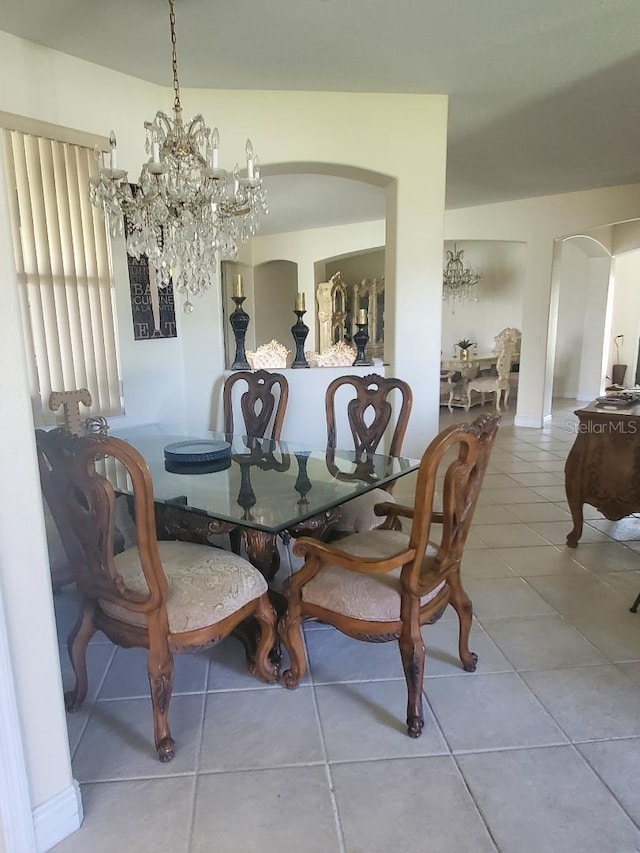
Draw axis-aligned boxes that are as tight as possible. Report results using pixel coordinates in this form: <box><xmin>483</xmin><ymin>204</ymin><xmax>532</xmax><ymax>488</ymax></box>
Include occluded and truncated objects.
<box><xmin>1</xmin><ymin>123</ymin><xmax>123</xmax><ymax>426</ymax></box>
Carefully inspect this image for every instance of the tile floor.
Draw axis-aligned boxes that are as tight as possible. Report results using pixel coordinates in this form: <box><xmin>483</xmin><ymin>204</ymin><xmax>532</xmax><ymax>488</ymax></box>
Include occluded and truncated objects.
<box><xmin>52</xmin><ymin>399</ymin><xmax>640</xmax><ymax>852</ymax></box>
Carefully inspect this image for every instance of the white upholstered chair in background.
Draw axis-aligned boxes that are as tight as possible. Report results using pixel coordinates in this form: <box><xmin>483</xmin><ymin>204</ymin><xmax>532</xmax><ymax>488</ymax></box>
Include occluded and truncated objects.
<box><xmin>466</xmin><ymin>340</ymin><xmax>515</xmax><ymax>412</ymax></box>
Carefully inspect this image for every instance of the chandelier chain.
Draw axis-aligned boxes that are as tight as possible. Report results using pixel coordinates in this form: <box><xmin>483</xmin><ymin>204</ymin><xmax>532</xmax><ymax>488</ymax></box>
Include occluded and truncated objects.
<box><xmin>169</xmin><ymin>0</ymin><xmax>181</xmax><ymax>116</ymax></box>
<box><xmin>88</xmin><ymin>0</ymin><xmax>269</xmax><ymax>307</ymax></box>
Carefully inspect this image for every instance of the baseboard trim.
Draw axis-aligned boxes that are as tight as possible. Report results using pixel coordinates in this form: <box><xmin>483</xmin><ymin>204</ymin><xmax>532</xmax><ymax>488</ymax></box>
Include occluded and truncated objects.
<box><xmin>513</xmin><ymin>415</ymin><xmax>544</xmax><ymax>428</ymax></box>
<box><xmin>543</xmin><ymin>413</ymin><xmax>553</xmax><ymax>425</ymax></box>
<box><xmin>33</xmin><ymin>780</ymin><xmax>83</xmax><ymax>852</ymax></box>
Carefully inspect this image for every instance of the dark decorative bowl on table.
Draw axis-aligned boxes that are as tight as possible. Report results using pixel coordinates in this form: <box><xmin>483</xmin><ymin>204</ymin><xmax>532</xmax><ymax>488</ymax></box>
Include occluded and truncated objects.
<box><xmin>163</xmin><ymin>440</ymin><xmax>232</xmax><ymax>474</ymax></box>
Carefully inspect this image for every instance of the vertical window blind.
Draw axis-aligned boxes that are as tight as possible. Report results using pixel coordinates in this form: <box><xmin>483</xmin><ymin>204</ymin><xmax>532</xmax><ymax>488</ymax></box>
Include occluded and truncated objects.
<box><xmin>1</xmin><ymin>128</ymin><xmax>123</xmax><ymax>426</ymax></box>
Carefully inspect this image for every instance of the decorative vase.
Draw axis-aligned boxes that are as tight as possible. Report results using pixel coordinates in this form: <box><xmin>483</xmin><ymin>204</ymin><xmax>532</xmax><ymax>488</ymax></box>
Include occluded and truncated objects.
<box><xmin>229</xmin><ymin>296</ymin><xmax>251</xmax><ymax>370</ymax></box>
<box><xmin>460</xmin><ymin>348</ymin><xmax>469</xmax><ymax>362</ymax></box>
<box><xmin>291</xmin><ymin>310</ymin><xmax>310</xmax><ymax>368</ymax></box>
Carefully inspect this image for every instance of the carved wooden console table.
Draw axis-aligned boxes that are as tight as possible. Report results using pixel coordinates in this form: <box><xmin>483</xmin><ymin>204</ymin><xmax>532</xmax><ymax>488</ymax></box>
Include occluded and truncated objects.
<box><xmin>565</xmin><ymin>401</ymin><xmax>640</xmax><ymax>552</ymax></box>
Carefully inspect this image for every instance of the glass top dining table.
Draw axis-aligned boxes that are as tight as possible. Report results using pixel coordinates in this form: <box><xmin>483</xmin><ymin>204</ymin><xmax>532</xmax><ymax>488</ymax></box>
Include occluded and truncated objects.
<box><xmin>113</xmin><ymin>430</ymin><xmax>420</xmax><ymax>536</ymax></box>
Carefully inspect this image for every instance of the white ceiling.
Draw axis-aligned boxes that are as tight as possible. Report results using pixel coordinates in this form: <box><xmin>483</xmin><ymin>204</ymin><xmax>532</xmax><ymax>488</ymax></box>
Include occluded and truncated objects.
<box><xmin>3</xmin><ymin>0</ymin><xmax>640</xmax><ymax>233</ymax></box>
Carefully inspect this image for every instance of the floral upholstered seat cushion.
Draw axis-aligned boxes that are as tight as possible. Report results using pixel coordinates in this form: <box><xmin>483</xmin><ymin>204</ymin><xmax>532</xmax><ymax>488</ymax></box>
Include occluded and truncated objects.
<box><xmin>301</xmin><ymin>529</ymin><xmax>446</xmax><ymax>622</ymax></box>
<box><xmin>101</xmin><ymin>541</ymin><xmax>267</xmax><ymax>633</ymax></box>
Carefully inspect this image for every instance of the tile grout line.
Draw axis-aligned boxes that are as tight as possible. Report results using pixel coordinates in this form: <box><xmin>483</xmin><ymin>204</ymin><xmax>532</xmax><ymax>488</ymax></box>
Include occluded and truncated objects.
<box><xmin>185</xmin><ymin>652</ymin><xmax>211</xmax><ymax>853</ymax></box>
<box><xmin>306</xmin><ymin>631</ymin><xmax>347</xmax><ymax>853</ymax></box>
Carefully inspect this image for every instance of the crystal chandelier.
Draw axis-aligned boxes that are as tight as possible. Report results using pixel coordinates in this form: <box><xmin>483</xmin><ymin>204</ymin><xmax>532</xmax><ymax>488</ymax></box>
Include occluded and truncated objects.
<box><xmin>89</xmin><ymin>0</ymin><xmax>268</xmax><ymax>310</ymax></box>
<box><xmin>443</xmin><ymin>244</ymin><xmax>480</xmax><ymax>303</ymax></box>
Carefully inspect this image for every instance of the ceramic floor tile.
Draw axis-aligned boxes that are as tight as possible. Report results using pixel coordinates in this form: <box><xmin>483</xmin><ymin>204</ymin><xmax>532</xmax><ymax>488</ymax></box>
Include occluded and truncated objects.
<box><xmin>508</xmin><ymin>471</ymin><xmax>565</xmax><ymax>487</ymax></box>
<box><xmin>72</xmin><ymin>694</ymin><xmax>204</xmax><ymax>781</ymax></box>
<box><xmin>472</xmin><ymin>505</ymin><xmax>520</xmax><ymax>525</ymax></box>
<box><xmin>305</xmin><ymin>626</ymin><xmax>405</xmax><ymax>684</ymax></box>
<box><xmin>505</xmin><ymin>502</ymin><xmax>570</xmax><ymax>523</ymax></box>
<box><xmin>528</xmin><ymin>459</ymin><xmax>567</xmax><ymax>472</ymax></box>
<box><xmin>473</xmin><ymin>523</ymin><xmax>552</xmax><ymax>549</ymax></box>
<box><xmin>495</xmin><ymin>545</ymin><xmax>586</xmax><ymax>577</ymax></box>
<box><xmin>462</xmin><ymin>529</ymin><xmax>489</xmax><ymax>549</ymax></box>
<box><xmin>512</xmin><ymin>450</ymin><xmax>562</xmax><ymax>462</ymax></box>
<box><xmin>99</xmin><ymin>646</ymin><xmax>209</xmax><ymax>699</ymax></box>
<box><xmin>480</xmin><ymin>473</ymin><xmax>521</xmax><ymax>489</ymax></box>
<box><xmin>458</xmin><ymin>746</ymin><xmax>640</xmax><ymax>853</ymax></box>
<box><xmin>578</xmin><ymin>738</ymin><xmax>640</xmax><ymax>827</ymax></box>
<box><xmin>52</xmin><ymin>777</ymin><xmax>195</xmax><ymax>853</ymax></box>
<box><xmin>59</xmin><ymin>642</ymin><xmax>115</xmax><ymax>703</ymax></box>
<box><xmin>199</xmin><ymin>686</ymin><xmax>324</xmax><ymax>771</ymax></box>
<box><xmin>526</xmin><ymin>573</ymin><xmax>629</xmax><ymax>615</ymax></box>
<box><xmin>490</xmin><ymin>461</ymin><xmax>547</xmax><ymax>474</ymax></box>
<box><xmin>332</xmin><ymin>756</ymin><xmax>497</xmax><ymax>853</ymax></box>
<box><xmin>480</xmin><ymin>614</ymin><xmax>606</xmax><ymax>670</ymax></box>
<box><xmin>569</xmin><ymin>542</ymin><xmax>640</xmax><ymax>573</ymax></box>
<box><xmin>424</xmin><ymin>618</ymin><xmax>513</xmax><ymax>676</ymax></box>
<box><xmin>599</xmin><ymin>571</ymin><xmax>640</xmax><ymax>601</ymax></box>
<box><xmin>567</xmin><ymin>610</ymin><xmax>640</xmax><ymax>662</ymax></box>
<box><xmin>522</xmin><ymin>665</ymin><xmax>640</xmax><ymax>740</ymax></box>
<box><xmin>527</xmin><ymin>520</ymin><xmax>609</xmax><ymax>545</ymax></box>
<box><xmin>479</xmin><ymin>486</ymin><xmax>548</xmax><ymax>505</ymax></box>
<box><xmin>461</xmin><ymin>549</ymin><xmax>516</xmax><ymax>579</ymax></box>
<box><xmin>427</xmin><ymin>672</ymin><xmax>567</xmax><ymax>752</ymax></box>
<box><xmin>64</xmin><ymin>706</ymin><xmax>92</xmax><ymax>757</ymax></box>
<box><xmin>206</xmin><ymin>634</ymin><xmax>286</xmax><ymax>691</ymax></box>
<box><xmin>588</xmin><ymin>516</ymin><xmax>640</xmax><ymax>541</ymax></box>
<box><xmin>191</xmin><ymin>766</ymin><xmax>341</xmax><ymax>853</ymax></box>
<box><xmin>617</xmin><ymin>662</ymin><xmax>640</xmax><ymax>686</ymax></box>
<box><xmin>530</xmin><ymin>485</ymin><xmax>570</xmax><ymax>503</ymax></box>
<box><xmin>315</xmin><ymin>680</ymin><xmax>449</xmax><ymax>761</ymax></box>
<box><xmin>463</xmin><ymin>577</ymin><xmax>556</xmax><ymax>619</ymax></box>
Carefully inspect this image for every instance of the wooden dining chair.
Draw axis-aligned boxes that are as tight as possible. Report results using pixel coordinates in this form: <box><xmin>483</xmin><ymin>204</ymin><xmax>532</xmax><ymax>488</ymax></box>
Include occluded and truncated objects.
<box><xmin>325</xmin><ymin>374</ymin><xmax>413</xmax><ymax>533</ymax></box>
<box><xmin>280</xmin><ymin>413</ymin><xmax>500</xmax><ymax>738</ymax></box>
<box><xmin>223</xmin><ymin>370</ymin><xmax>289</xmax><ymax>441</ymax></box>
<box><xmin>36</xmin><ymin>428</ymin><xmax>278</xmax><ymax>762</ymax></box>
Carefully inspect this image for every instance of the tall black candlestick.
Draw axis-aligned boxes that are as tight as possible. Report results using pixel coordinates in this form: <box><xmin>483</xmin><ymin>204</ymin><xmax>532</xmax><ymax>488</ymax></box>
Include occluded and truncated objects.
<box><xmin>291</xmin><ymin>310</ymin><xmax>310</xmax><ymax>369</ymax></box>
<box><xmin>229</xmin><ymin>296</ymin><xmax>251</xmax><ymax>370</ymax></box>
<box><xmin>352</xmin><ymin>322</ymin><xmax>371</xmax><ymax>366</ymax></box>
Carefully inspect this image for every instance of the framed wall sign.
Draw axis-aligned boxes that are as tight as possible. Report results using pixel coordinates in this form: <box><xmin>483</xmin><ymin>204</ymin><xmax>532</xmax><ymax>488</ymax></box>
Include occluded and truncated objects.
<box><xmin>124</xmin><ymin>186</ymin><xmax>177</xmax><ymax>341</ymax></box>
<box><xmin>127</xmin><ymin>252</ymin><xmax>177</xmax><ymax>340</ymax></box>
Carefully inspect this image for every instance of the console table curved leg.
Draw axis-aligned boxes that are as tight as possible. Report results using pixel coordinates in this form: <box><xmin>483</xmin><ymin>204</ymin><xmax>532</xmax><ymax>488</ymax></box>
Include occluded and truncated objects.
<box><xmin>565</xmin><ymin>491</ymin><xmax>583</xmax><ymax>548</ymax></box>
<box><xmin>630</xmin><ymin>592</ymin><xmax>640</xmax><ymax>614</ymax></box>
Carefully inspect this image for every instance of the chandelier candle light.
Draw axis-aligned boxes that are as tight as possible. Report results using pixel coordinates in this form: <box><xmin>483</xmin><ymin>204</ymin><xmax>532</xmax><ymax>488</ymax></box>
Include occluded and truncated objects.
<box><xmin>443</xmin><ymin>244</ymin><xmax>480</xmax><ymax>304</ymax></box>
<box><xmin>89</xmin><ymin>0</ymin><xmax>268</xmax><ymax>310</ymax></box>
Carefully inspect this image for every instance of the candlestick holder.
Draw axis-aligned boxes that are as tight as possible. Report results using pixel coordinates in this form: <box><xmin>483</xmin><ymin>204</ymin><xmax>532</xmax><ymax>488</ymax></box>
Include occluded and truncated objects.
<box><xmin>291</xmin><ymin>310</ymin><xmax>310</xmax><ymax>368</ymax></box>
<box><xmin>352</xmin><ymin>322</ymin><xmax>371</xmax><ymax>366</ymax></box>
<box><xmin>229</xmin><ymin>296</ymin><xmax>251</xmax><ymax>370</ymax></box>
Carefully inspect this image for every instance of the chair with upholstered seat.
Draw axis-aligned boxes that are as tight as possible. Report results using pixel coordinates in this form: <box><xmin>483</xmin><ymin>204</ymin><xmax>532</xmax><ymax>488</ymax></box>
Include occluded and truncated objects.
<box><xmin>466</xmin><ymin>340</ymin><xmax>515</xmax><ymax>412</ymax></box>
<box><xmin>324</xmin><ymin>374</ymin><xmax>413</xmax><ymax>534</ymax></box>
<box><xmin>439</xmin><ymin>369</ymin><xmax>455</xmax><ymax>410</ymax></box>
<box><xmin>36</xmin><ymin>429</ymin><xmax>278</xmax><ymax>762</ymax></box>
<box><xmin>280</xmin><ymin>413</ymin><xmax>500</xmax><ymax>738</ymax></box>
<box><xmin>223</xmin><ymin>369</ymin><xmax>289</xmax><ymax>441</ymax></box>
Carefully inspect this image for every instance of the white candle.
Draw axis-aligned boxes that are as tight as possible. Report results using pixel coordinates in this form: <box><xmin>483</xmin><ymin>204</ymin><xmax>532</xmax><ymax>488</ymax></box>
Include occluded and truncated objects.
<box><xmin>233</xmin><ymin>274</ymin><xmax>244</xmax><ymax>298</ymax></box>
<box><xmin>233</xmin><ymin>164</ymin><xmax>240</xmax><ymax>196</ymax></box>
<box><xmin>152</xmin><ymin>142</ymin><xmax>160</xmax><ymax>164</ymax></box>
<box><xmin>357</xmin><ymin>308</ymin><xmax>368</xmax><ymax>325</ymax></box>
<box><xmin>246</xmin><ymin>139</ymin><xmax>254</xmax><ymax>180</ymax></box>
<box><xmin>212</xmin><ymin>127</ymin><xmax>220</xmax><ymax>169</ymax></box>
<box><xmin>109</xmin><ymin>131</ymin><xmax>118</xmax><ymax>170</ymax></box>
<box><xmin>295</xmin><ymin>292</ymin><xmax>306</xmax><ymax>312</ymax></box>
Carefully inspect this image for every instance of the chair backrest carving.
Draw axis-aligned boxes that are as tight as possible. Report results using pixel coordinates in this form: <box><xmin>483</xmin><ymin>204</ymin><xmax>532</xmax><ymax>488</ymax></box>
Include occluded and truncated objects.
<box><xmin>406</xmin><ymin>414</ymin><xmax>500</xmax><ymax>585</ymax></box>
<box><xmin>493</xmin><ymin>327</ymin><xmax>521</xmax><ymax>358</ymax></box>
<box><xmin>223</xmin><ymin>370</ymin><xmax>289</xmax><ymax>441</ymax></box>
<box><xmin>35</xmin><ymin>429</ymin><xmax>167</xmax><ymax>617</ymax></box>
<box><xmin>325</xmin><ymin>375</ymin><xmax>412</xmax><ymax>472</ymax></box>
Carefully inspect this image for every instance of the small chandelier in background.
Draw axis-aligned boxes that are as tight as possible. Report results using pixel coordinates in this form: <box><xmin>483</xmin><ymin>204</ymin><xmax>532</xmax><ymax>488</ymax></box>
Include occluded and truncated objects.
<box><xmin>89</xmin><ymin>0</ymin><xmax>268</xmax><ymax>310</ymax></box>
<box><xmin>443</xmin><ymin>244</ymin><xmax>480</xmax><ymax>304</ymax></box>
